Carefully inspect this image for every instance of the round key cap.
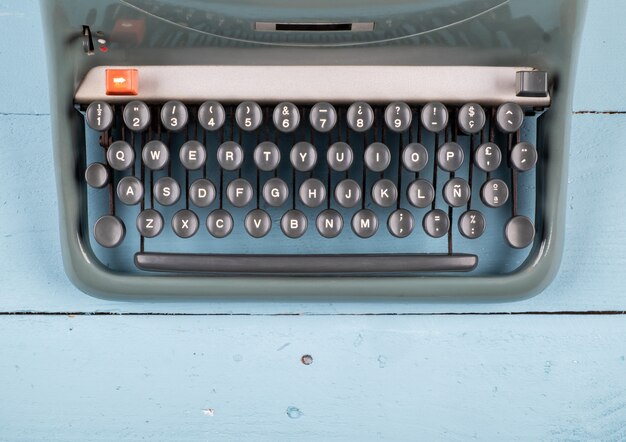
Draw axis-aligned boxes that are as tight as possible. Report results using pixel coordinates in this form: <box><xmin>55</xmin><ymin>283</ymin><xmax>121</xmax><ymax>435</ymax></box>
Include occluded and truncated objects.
<box><xmin>227</xmin><ymin>178</ymin><xmax>253</xmax><ymax>207</ymax></box>
<box><xmin>388</xmin><ymin>209</ymin><xmax>414</xmax><ymax>238</ymax></box>
<box><xmin>402</xmin><ymin>143</ymin><xmax>428</xmax><ymax>172</ymax></box>
<box><xmin>107</xmin><ymin>140</ymin><xmax>134</xmax><ymax>171</ymax></box>
<box><xmin>217</xmin><ymin>141</ymin><xmax>244</xmax><ymax>171</ymax></box>
<box><xmin>423</xmin><ymin>209</ymin><xmax>449</xmax><ymax>238</ymax></box>
<box><xmin>245</xmin><ymin>209</ymin><xmax>272</xmax><ymax>238</ymax></box>
<box><xmin>443</xmin><ymin>177</ymin><xmax>470</xmax><ymax>207</ymax></box>
<box><xmin>160</xmin><ymin>100</ymin><xmax>188</xmax><ymax>131</ymax></box>
<box><xmin>335</xmin><ymin>179</ymin><xmax>362</xmax><ymax>208</ymax></box>
<box><xmin>384</xmin><ymin>102</ymin><xmax>412</xmax><ymax>132</ymax></box>
<box><xmin>437</xmin><ymin>142</ymin><xmax>464</xmax><ymax>172</ymax></box>
<box><xmin>474</xmin><ymin>143</ymin><xmax>501</xmax><ymax>172</ymax></box>
<box><xmin>421</xmin><ymin>102</ymin><xmax>448</xmax><ymax>132</ymax></box>
<box><xmin>207</xmin><ymin>209</ymin><xmax>233</xmax><ymax>238</ymax></box>
<box><xmin>85</xmin><ymin>162</ymin><xmax>109</xmax><ymax>188</ymax></box>
<box><xmin>481</xmin><ymin>179</ymin><xmax>509</xmax><ymax>208</ymax></box>
<box><xmin>510</xmin><ymin>142</ymin><xmax>537</xmax><ymax>172</ymax></box>
<box><xmin>316</xmin><ymin>209</ymin><xmax>343</xmax><ymax>238</ymax></box>
<box><xmin>123</xmin><ymin>101</ymin><xmax>150</xmax><ymax>131</ymax></box>
<box><xmin>327</xmin><ymin>142</ymin><xmax>353</xmax><ymax>172</ymax></box>
<box><xmin>281</xmin><ymin>210</ymin><xmax>307</xmax><ymax>238</ymax></box>
<box><xmin>235</xmin><ymin>101</ymin><xmax>262</xmax><ymax>131</ymax></box>
<box><xmin>142</xmin><ymin>140</ymin><xmax>169</xmax><ymax>170</ymax></box>
<box><xmin>85</xmin><ymin>101</ymin><xmax>114</xmax><ymax>131</ymax></box>
<box><xmin>93</xmin><ymin>215</ymin><xmax>125</xmax><ymax>248</ymax></box>
<box><xmin>351</xmin><ymin>209</ymin><xmax>378</xmax><ymax>238</ymax></box>
<box><xmin>273</xmin><ymin>102</ymin><xmax>300</xmax><ymax>133</ymax></box>
<box><xmin>179</xmin><ymin>140</ymin><xmax>206</xmax><ymax>170</ymax></box>
<box><xmin>172</xmin><ymin>209</ymin><xmax>199</xmax><ymax>238</ymax></box>
<box><xmin>254</xmin><ymin>142</ymin><xmax>281</xmax><ymax>172</ymax></box>
<box><xmin>136</xmin><ymin>209</ymin><xmax>164</xmax><ymax>238</ymax></box>
<box><xmin>263</xmin><ymin>178</ymin><xmax>289</xmax><ymax>207</ymax></box>
<box><xmin>299</xmin><ymin>178</ymin><xmax>326</xmax><ymax>208</ymax></box>
<box><xmin>153</xmin><ymin>177</ymin><xmax>180</xmax><ymax>206</ymax></box>
<box><xmin>505</xmin><ymin>215</ymin><xmax>535</xmax><ymax>248</ymax></box>
<box><xmin>458</xmin><ymin>210</ymin><xmax>485</xmax><ymax>239</ymax></box>
<box><xmin>496</xmin><ymin>102</ymin><xmax>524</xmax><ymax>133</ymax></box>
<box><xmin>407</xmin><ymin>179</ymin><xmax>434</xmax><ymax>208</ymax></box>
<box><xmin>290</xmin><ymin>142</ymin><xmax>317</xmax><ymax>172</ymax></box>
<box><xmin>117</xmin><ymin>176</ymin><xmax>143</xmax><ymax>205</ymax></box>
<box><xmin>371</xmin><ymin>179</ymin><xmax>398</xmax><ymax>207</ymax></box>
<box><xmin>347</xmin><ymin>102</ymin><xmax>374</xmax><ymax>132</ymax></box>
<box><xmin>364</xmin><ymin>142</ymin><xmax>391</xmax><ymax>172</ymax></box>
<box><xmin>189</xmin><ymin>178</ymin><xmax>216</xmax><ymax>207</ymax></box>
<box><xmin>458</xmin><ymin>103</ymin><xmax>486</xmax><ymax>134</ymax></box>
<box><xmin>309</xmin><ymin>102</ymin><xmax>337</xmax><ymax>133</ymax></box>
<box><xmin>198</xmin><ymin>101</ymin><xmax>225</xmax><ymax>131</ymax></box>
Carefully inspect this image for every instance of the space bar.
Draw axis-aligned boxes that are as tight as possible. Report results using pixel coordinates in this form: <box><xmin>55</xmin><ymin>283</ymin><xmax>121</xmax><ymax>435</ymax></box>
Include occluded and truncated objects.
<box><xmin>134</xmin><ymin>253</ymin><xmax>478</xmax><ymax>273</ymax></box>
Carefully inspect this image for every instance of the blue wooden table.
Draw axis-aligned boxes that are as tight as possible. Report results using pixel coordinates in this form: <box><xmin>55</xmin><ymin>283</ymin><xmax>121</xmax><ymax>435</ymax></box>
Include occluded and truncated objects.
<box><xmin>1</xmin><ymin>1</ymin><xmax>626</xmax><ymax>440</ymax></box>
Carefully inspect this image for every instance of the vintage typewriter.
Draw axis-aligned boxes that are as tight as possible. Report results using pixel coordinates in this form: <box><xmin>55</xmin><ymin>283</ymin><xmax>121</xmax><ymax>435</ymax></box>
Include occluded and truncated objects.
<box><xmin>41</xmin><ymin>0</ymin><xmax>587</xmax><ymax>299</ymax></box>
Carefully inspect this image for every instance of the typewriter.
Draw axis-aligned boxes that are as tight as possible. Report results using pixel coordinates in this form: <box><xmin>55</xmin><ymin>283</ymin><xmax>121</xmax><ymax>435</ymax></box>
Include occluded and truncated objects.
<box><xmin>41</xmin><ymin>0</ymin><xmax>587</xmax><ymax>299</ymax></box>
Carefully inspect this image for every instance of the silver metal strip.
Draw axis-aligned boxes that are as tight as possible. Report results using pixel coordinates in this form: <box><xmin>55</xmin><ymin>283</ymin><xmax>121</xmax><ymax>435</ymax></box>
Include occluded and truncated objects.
<box><xmin>74</xmin><ymin>65</ymin><xmax>550</xmax><ymax>107</ymax></box>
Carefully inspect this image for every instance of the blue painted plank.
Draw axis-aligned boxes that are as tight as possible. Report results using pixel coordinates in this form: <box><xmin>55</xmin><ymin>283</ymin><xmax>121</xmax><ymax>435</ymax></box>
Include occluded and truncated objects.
<box><xmin>1</xmin><ymin>113</ymin><xmax>625</xmax><ymax>313</ymax></box>
<box><xmin>1</xmin><ymin>314</ymin><xmax>626</xmax><ymax>441</ymax></box>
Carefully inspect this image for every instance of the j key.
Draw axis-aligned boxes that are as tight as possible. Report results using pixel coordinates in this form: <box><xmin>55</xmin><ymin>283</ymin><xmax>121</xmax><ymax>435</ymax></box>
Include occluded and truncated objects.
<box><xmin>510</xmin><ymin>142</ymin><xmax>537</xmax><ymax>172</ymax></box>
<box><xmin>160</xmin><ymin>100</ymin><xmax>188</xmax><ymax>131</ymax></box>
<box><xmin>85</xmin><ymin>101</ymin><xmax>114</xmax><ymax>131</ymax></box>
<box><xmin>198</xmin><ymin>101</ymin><xmax>225</xmax><ymax>131</ymax></box>
<box><xmin>309</xmin><ymin>102</ymin><xmax>337</xmax><ymax>133</ymax></box>
<box><xmin>273</xmin><ymin>102</ymin><xmax>300</xmax><ymax>133</ymax></box>
<box><xmin>457</xmin><ymin>103</ymin><xmax>485</xmax><ymax>134</ymax></box>
<box><xmin>384</xmin><ymin>102</ymin><xmax>412</xmax><ymax>132</ymax></box>
<box><xmin>335</xmin><ymin>179</ymin><xmax>362</xmax><ymax>208</ymax></box>
<box><xmin>347</xmin><ymin>102</ymin><xmax>374</xmax><ymax>132</ymax></box>
<box><xmin>481</xmin><ymin>179</ymin><xmax>509</xmax><ymax>208</ymax></box>
<box><xmin>496</xmin><ymin>102</ymin><xmax>524</xmax><ymax>133</ymax></box>
<box><xmin>136</xmin><ymin>209</ymin><xmax>164</xmax><ymax>238</ymax></box>
<box><xmin>235</xmin><ymin>101</ymin><xmax>262</xmax><ymax>131</ymax></box>
<box><xmin>421</xmin><ymin>102</ymin><xmax>448</xmax><ymax>132</ymax></box>
<box><xmin>123</xmin><ymin>100</ymin><xmax>150</xmax><ymax>131</ymax></box>
<box><xmin>458</xmin><ymin>210</ymin><xmax>485</xmax><ymax>239</ymax></box>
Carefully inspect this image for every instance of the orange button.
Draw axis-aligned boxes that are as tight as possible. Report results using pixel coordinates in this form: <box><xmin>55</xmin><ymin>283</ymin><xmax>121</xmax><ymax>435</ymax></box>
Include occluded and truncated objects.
<box><xmin>106</xmin><ymin>69</ymin><xmax>138</xmax><ymax>95</ymax></box>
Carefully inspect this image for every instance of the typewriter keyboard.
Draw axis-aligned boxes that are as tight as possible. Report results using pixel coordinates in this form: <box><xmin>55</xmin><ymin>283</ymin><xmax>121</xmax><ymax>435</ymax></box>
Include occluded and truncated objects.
<box><xmin>80</xmin><ymin>95</ymin><xmax>545</xmax><ymax>275</ymax></box>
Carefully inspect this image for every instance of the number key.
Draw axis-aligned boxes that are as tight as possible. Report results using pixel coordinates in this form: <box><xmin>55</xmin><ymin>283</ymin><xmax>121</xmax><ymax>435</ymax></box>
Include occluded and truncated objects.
<box><xmin>384</xmin><ymin>102</ymin><xmax>412</xmax><ymax>132</ymax></box>
<box><xmin>273</xmin><ymin>102</ymin><xmax>300</xmax><ymax>133</ymax></box>
<box><xmin>198</xmin><ymin>101</ymin><xmax>225</xmax><ymax>131</ymax></box>
<box><xmin>347</xmin><ymin>102</ymin><xmax>374</xmax><ymax>132</ymax></box>
<box><xmin>309</xmin><ymin>102</ymin><xmax>337</xmax><ymax>132</ymax></box>
<box><xmin>160</xmin><ymin>100</ymin><xmax>188</xmax><ymax>131</ymax></box>
<box><xmin>123</xmin><ymin>100</ymin><xmax>150</xmax><ymax>132</ymax></box>
<box><xmin>235</xmin><ymin>101</ymin><xmax>262</xmax><ymax>131</ymax></box>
